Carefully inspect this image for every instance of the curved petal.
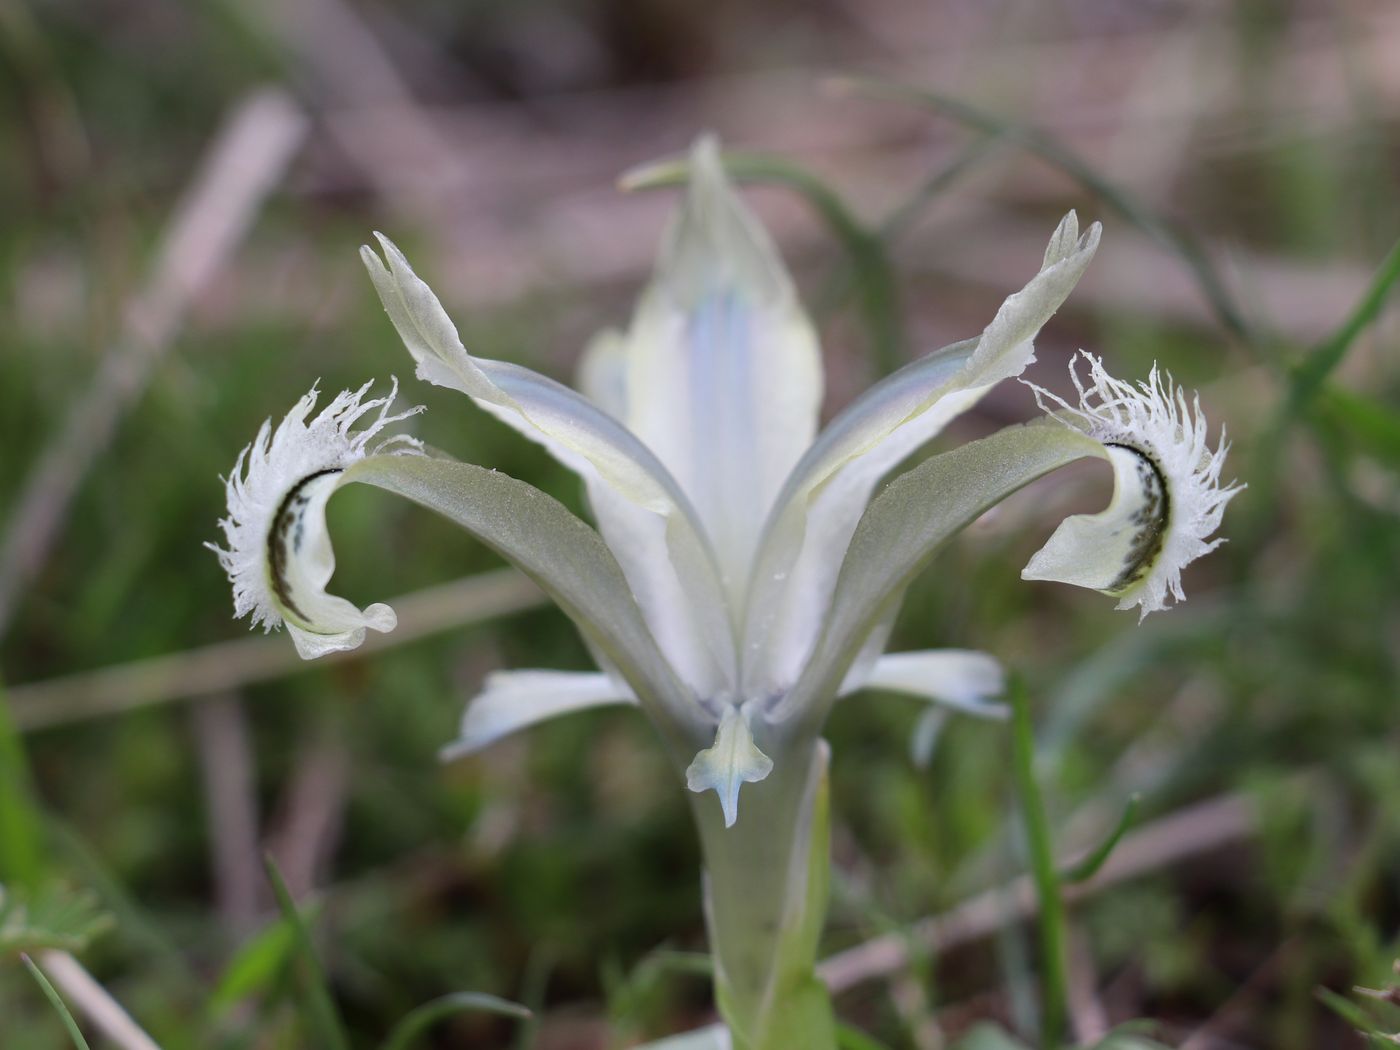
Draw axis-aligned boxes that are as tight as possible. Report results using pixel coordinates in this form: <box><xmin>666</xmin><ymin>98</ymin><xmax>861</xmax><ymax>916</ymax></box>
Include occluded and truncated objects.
<box><xmin>743</xmin><ymin>213</ymin><xmax>1100</xmax><ymax>695</ymax></box>
<box><xmin>777</xmin><ymin>421</ymin><xmax>1105</xmax><ymax>726</ymax></box>
<box><xmin>344</xmin><ymin>453</ymin><xmax>709</xmax><ymax>754</ymax></box>
<box><xmin>361</xmin><ymin>237</ymin><xmax>736</xmax><ymax>698</ymax></box>
<box><xmin>442</xmin><ymin>670</ymin><xmax>636</xmax><ymax>760</ymax></box>
<box><xmin>623</xmin><ymin>137</ymin><xmax>823</xmax><ymax>597</ymax></box>
<box><xmin>851</xmin><ymin>650</ymin><xmax>1008</xmax><ymax>718</ymax></box>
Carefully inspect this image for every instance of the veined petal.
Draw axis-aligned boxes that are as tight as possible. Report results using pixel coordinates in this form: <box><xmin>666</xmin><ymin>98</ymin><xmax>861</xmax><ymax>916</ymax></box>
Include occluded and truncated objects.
<box><xmin>853</xmin><ymin>650</ymin><xmax>1009</xmax><ymax>719</ymax></box>
<box><xmin>685</xmin><ymin>703</ymin><xmax>774</xmax><ymax>828</ymax></box>
<box><xmin>622</xmin><ymin>137</ymin><xmax>823</xmax><ymax>597</ymax></box>
<box><xmin>441</xmin><ymin>670</ymin><xmax>636</xmax><ymax>760</ymax></box>
<box><xmin>744</xmin><ymin>213</ymin><xmax>1100</xmax><ymax>694</ymax></box>
<box><xmin>1021</xmin><ymin>353</ymin><xmax>1243</xmax><ymax>617</ymax></box>
<box><xmin>361</xmin><ymin>237</ymin><xmax>736</xmax><ymax>697</ymax></box>
<box><xmin>206</xmin><ymin>380</ymin><xmax>422</xmax><ymax>659</ymax></box>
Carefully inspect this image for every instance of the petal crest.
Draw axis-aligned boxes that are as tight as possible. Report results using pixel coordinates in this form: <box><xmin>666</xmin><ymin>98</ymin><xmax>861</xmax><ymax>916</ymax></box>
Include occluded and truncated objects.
<box><xmin>685</xmin><ymin>703</ymin><xmax>774</xmax><ymax>828</ymax></box>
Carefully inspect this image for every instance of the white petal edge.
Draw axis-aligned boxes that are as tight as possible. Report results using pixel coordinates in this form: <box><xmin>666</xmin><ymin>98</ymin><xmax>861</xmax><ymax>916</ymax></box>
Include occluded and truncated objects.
<box><xmin>1022</xmin><ymin>353</ymin><xmax>1243</xmax><ymax>618</ymax></box>
<box><xmin>441</xmin><ymin>670</ymin><xmax>637</xmax><ymax>761</ymax></box>
<box><xmin>852</xmin><ymin>649</ymin><xmax>1009</xmax><ymax>718</ymax></box>
<box><xmin>622</xmin><ymin>136</ymin><xmax>823</xmax><ymax>598</ymax></box>
<box><xmin>743</xmin><ymin>212</ymin><xmax>1101</xmax><ymax>694</ymax></box>
<box><xmin>206</xmin><ymin>380</ymin><xmax>422</xmax><ymax>660</ymax></box>
<box><xmin>685</xmin><ymin>703</ymin><xmax>774</xmax><ymax>828</ymax></box>
<box><xmin>361</xmin><ymin>237</ymin><xmax>736</xmax><ymax>697</ymax></box>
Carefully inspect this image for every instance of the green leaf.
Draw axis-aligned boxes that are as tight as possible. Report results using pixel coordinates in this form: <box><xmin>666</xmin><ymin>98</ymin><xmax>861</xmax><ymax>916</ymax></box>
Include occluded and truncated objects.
<box><xmin>0</xmin><ymin>682</ymin><xmax>45</xmax><ymax>889</ymax></box>
<box><xmin>263</xmin><ymin>855</ymin><xmax>349</xmax><ymax>1050</ymax></box>
<box><xmin>835</xmin><ymin>1022</ymin><xmax>895</xmax><ymax>1050</ymax></box>
<box><xmin>1060</xmin><ymin>793</ymin><xmax>1141</xmax><ymax>884</ymax></box>
<box><xmin>208</xmin><ymin>918</ymin><xmax>297</xmax><ymax>1015</ymax></box>
<box><xmin>380</xmin><ymin>991</ymin><xmax>530</xmax><ymax>1050</ymax></box>
<box><xmin>21</xmin><ymin>953</ymin><xmax>93</xmax><ymax>1050</ymax></box>
<box><xmin>0</xmin><ymin>884</ymin><xmax>112</xmax><ymax>956</ymax></box>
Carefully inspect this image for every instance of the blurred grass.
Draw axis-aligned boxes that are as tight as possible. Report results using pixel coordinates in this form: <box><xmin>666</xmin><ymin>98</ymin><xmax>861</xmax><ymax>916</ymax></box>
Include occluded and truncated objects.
<box><xmin>3</xmin><ymin>0</ymin><xmax>1400</xmax><ymax>1047</ymax></box>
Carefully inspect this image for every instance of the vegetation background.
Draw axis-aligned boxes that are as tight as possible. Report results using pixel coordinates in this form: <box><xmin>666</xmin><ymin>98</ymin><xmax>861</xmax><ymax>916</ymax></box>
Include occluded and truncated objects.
<box><xmin>3</xmin><ymin>0</ymin><xmax>1399</xmax><ymax>1046</ymax></box>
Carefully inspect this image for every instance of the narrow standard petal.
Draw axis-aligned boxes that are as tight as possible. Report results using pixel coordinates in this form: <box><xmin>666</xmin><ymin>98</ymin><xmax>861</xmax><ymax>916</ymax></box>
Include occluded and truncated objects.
<box><xmin>361</xmin><ymin>236</ymin><xmax>736</xmax><ymax>699</ymax></box>
<box><xmin>622</xmin><ymin>137</ymin><xmax>823</xmax><ymax>598</ymax></box>
<box><xmin>685</xmin><ymin>703</ymin><xmax>774</xmax><ymax>828</ymax></box>
<box><xmin>206</xmin><ymin>381</ymin><xmax>422</xmax><ymax>659</ymax></box>
<box><xmin>442</xmin><ymin>670</ymin><xmax>637</xmax><ymax>760</ymax></box>
<box><xmin>1021</xmin><ymin>353</ymin><xmax>1243</xmax><ymax>617</ymax></box>
<box><xmin>744</xmin><ymin>213</ymin><xmax>1101</xmax><ymax>695</ymax></box>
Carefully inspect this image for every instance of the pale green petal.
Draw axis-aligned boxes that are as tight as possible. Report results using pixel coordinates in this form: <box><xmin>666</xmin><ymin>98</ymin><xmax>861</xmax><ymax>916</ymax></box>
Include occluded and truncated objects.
<box><xmin>442</xmin><ymin>670</ymin><xmax>636</xmax><ymax>760</ymax></box>
<box><xmin>777</xmin><ymin>422</ymin><xmax>1105</xmax><ymax>726</ymax></box>
<box><xmin>345</xmin><ymin>453</ymin><xmax>707</xmax><ymax>753</ymax></box>
<box><xmin>685</xmin><ymin>703</ymin><xmax>774</xmax><ymax>828</ymax></box>
<box><xmin>743</xmin><ymin>213</ymin><xmax>1100</xmax><ymax>695</ymax></box>
<box><xmin>362</xmin><ymin>237</ymin><xmax>736</xmax><ymax>697</ymax></box>
<box><xmin>624</xmin><ymin>137</ymin><xmax>823</xmax><ymax>597</ymax></box>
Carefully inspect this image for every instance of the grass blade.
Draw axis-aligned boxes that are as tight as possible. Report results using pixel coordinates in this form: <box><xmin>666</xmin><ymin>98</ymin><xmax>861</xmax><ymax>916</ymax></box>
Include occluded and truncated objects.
<box><xmin>832</xmin><ymin>76</ymin><xmax>1258</xmax><ymax>348</ymax></box>
<box><xmin>262</xmin><ymin>855</ymin><xmax>348</xmax><ymax>1050</ymax></box>
<box><xmin>1060</xmin><ymin>794</ymin><xmax>1141</xmax><ymax>885</ymax></box>
<box><xmin>380</xmin><ymin>991</ymin><xmax>530</xmax><ymax>1050</ymax></box>
<box><xmin>21</xmin><ymin>953</ymin><xmax>93</xmax><ymax>1050</ymax></box>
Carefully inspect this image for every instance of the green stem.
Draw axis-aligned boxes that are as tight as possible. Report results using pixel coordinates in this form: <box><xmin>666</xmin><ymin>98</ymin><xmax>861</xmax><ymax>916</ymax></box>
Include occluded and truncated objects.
<box><xmin>690</xmin><ymin>738</ymin><xmax>837</xmax><ymax>1050</ymax></box>
<box><xmin>1008</xmin><ymin>678</ymin><xmax>1068</xmax><ymax>1050</ymax></box>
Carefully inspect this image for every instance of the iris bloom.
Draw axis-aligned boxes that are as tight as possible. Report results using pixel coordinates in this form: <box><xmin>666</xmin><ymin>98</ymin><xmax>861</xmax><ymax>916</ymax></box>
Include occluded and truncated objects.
<box><xmin>210</xmin><ymin>138</ymin><xmax>1237</xmax><ymax>1050</ymax></box>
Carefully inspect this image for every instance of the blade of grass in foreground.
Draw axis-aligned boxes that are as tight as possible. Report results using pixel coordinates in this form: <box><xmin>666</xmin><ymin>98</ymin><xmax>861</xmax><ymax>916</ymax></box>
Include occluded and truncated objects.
<box><xmin>21</xmin><ymin>953</ymin><xmax>93</xmax><ymax>1050</ymax></box>
<box><xmin>263</xmin><ymin>855</ymin><xmax>349</xmax><ymax>1050</ymax></box>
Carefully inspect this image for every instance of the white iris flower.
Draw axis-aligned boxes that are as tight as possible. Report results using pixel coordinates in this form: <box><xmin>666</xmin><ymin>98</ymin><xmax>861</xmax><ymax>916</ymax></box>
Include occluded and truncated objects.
<box><xmin>210</xmin><ymin>138</ymin><xmax>1236</xmax><ymax>831</ymax></box>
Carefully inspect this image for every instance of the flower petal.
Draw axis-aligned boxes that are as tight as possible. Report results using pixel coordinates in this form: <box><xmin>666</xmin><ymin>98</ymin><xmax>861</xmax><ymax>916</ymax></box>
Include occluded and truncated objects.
<box><xmin>622</xmin><ymin>137</ymin><xmax>823</xmax><ymax>596</ymax></box>
<box><xmin>441</xmin><ymin>670</ymin><xmax>636</xmax><ymax>760</ymax></box>
<box><xmin>635</xmin><ymin>1026</ymin><xmax>731</xmax><ymax>1050</ymax></box>
<box><xmin>1021</xmin><ymin>354</ymin><xmax>1242</xmax><ymax>618</ymax></box>
<box><xmin>346</xmin><ymin>453</ymin><xmax>708</xmax><ymax>752</ymax></box>
<box><xmin>685</xmin><ymin>703</ymin><xmax>774</xmax><ymax>828</ymax></box>
<box><xmin>744</xmin><ymin>213</ymin><xmax>1100</xmax><ymax>694</ymax></box>
<box><xmin>853</xmin><ymin>650</ymin><xmax>1008</xmax><ymax>718</ymax></box>
<box><xmin>777</xmin><ymin>421</ymin><xmax>1105</xmax><ymax>725</ymax></box>
<box><xmin>206</xmin><ymin>381</ymin><xmax>422</xmax><ymax>660</ymax></box>
<box><xmin>361</xmin><ymin>237</ymin><xmax>736</xmax><ymax>698</ymax></box>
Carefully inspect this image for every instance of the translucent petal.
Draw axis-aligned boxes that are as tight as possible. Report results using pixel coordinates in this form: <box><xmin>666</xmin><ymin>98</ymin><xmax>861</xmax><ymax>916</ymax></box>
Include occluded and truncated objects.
<box><xmin>442</xmin><ymin>670</ymin><xmax>636</xmax><ymax>760</ymax></box>
<box><xmin>362</xmin><ymin>237</ymin><xmax>736</xmax><ymax>697</ymax></box>
<box><xmin>623</xmin><ymin>137</ymin><xmax>823</xmax><ymax>597</ymax></box>
<box><xmin>744</xmin><ymin>213</ymin><xmax>1100</xmax><ymax>694</ymax></box>
<box><xmin>684</xmin><ymin>703</ymin><xmax>774</xmax><ymax>828</ymax></box>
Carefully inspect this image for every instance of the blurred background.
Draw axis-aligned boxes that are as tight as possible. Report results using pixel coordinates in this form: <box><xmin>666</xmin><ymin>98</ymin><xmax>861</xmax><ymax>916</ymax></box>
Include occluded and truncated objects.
<box><xmin>3</xmin><ymin>0</ymin><xmax>1400</xmax><ymax>1046</ymax></box>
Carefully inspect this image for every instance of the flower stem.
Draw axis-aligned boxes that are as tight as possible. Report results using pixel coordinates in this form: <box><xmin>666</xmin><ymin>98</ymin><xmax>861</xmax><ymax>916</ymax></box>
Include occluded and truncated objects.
<box><xmin>1008</xmin><ymin>677</ymin><xmax>1068</xmax><ymax>1050</ymax></box>
<box><xmin>691</xmin><ymin>738</ymin><xmax>837</xmax><ymax>1050</ymax></box>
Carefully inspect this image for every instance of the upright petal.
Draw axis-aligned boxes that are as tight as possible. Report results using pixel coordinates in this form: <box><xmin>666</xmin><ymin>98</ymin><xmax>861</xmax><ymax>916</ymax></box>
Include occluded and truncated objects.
<box><xmin>362</xmin><ymin>237</ymin><xmax>736</xmax><ymax>698</ymax></box>
<box><xmin>744</xmin><ymin>214</ymin><xmax>1100</xmax><ymax>694</ymax></box>
<box><xmin>622</xmin><ymin>138</ymin><xmax>823</xmax><ymax>597</ymax></box>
